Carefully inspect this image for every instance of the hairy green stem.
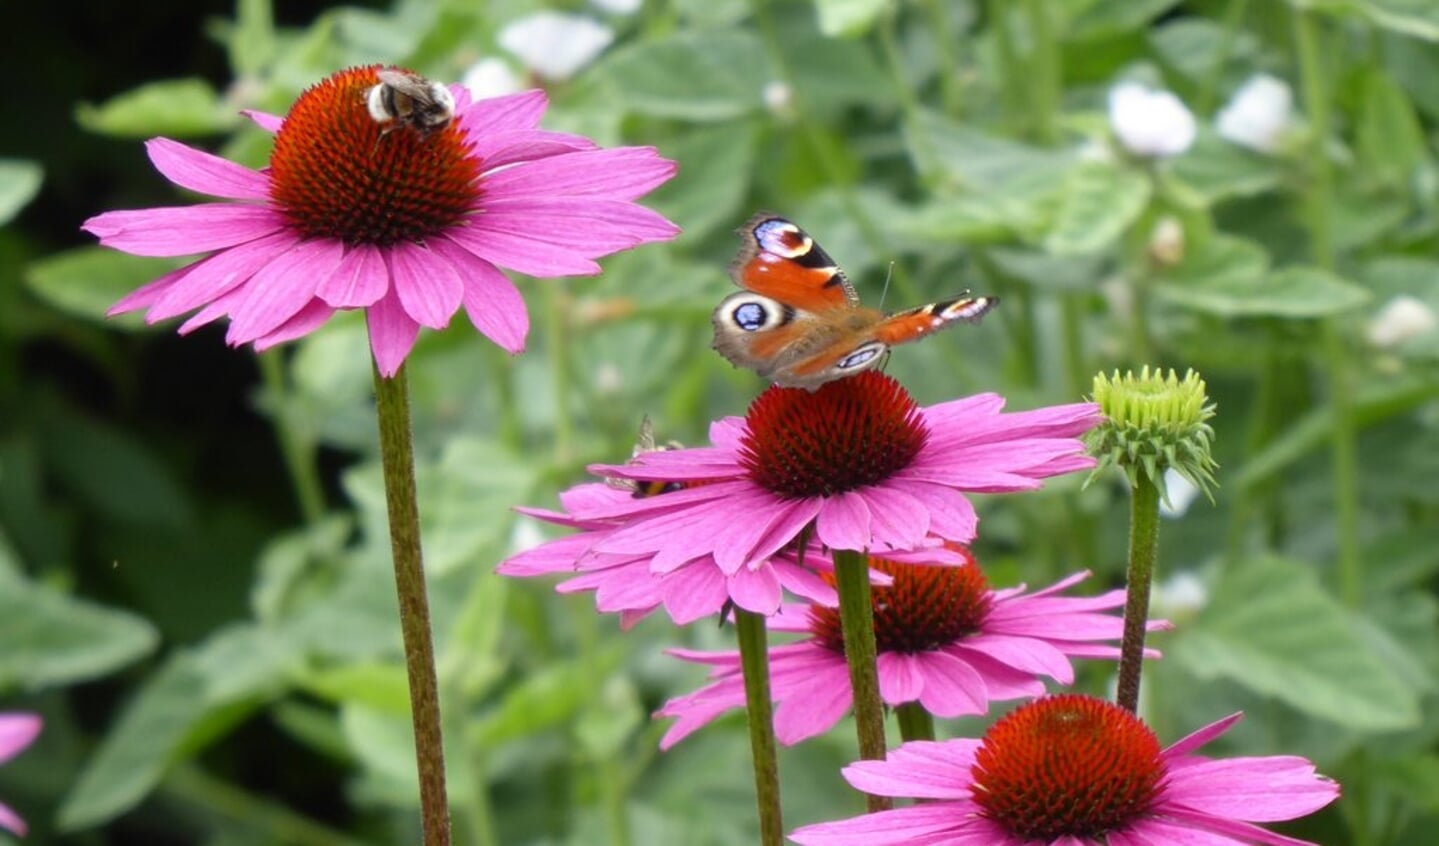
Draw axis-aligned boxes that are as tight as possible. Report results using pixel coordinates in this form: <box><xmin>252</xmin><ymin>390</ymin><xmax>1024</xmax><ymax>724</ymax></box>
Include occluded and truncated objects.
<box><xmin>1116</xmin><ymin>472</ymin><xmax>1160</xmax><ymax>713</ymax></box>
<box><xmin>895</xmin><ymin>702</ymin><xmax>935</xmax><ymax>743</ymax></box>
<box><xmin>833</xmin><ymin>549</ymin><xmax>892</xmax><ymax>812</ymax></box>
<box><xmin>372</xmin><ymin>363</ymin><xmax>450</xmax><ymax>846</ymax></box>
<box><xmin>736</xmin><ymin>608</ymin><xmax>783</xmax><ymax>845</ymax></box>
<box><xmin>260</xmin><ymin>351</ymin><xmax>326</xmax><ymax>524</ymax></box>
<box><xmin>1294</xmin><ymin>10</ymin><xmax>1361</xmax><ymax>605</ymax></box>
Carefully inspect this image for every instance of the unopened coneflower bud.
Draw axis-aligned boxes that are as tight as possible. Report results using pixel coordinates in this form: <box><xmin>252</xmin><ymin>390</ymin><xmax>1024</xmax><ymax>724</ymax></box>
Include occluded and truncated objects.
<box><xmin>1087</xmin><ymin>366</ymin><xmax>1217</xmax><ymax>506</ymax></box>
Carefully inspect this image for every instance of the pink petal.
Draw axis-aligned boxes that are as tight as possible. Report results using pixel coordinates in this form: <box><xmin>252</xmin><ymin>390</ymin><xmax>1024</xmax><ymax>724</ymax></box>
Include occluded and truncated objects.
<box><xmin>876</xmin><ymin>652</ymin><xmax>926</xmax><ymax>702</ymax></box>
<box><xmin>893</xmin><ymin>481</ymin><xmax>977</xmax><ymax>542</ymax></box>
<box><xmin>841</xmin><ymin>740</ymin><xmax>980</xmax><ymax>798</ymax></box>
<box><xmin>252</xmin><ymin>299</ymin><xmax>336</xmax><ymax>350</ymax></box>
<box><xmin>0</xmin><ymin>714</ymin><xmax>41</xmax><ymax>762</ymax></box>
<box><xmin>226</xmin><ymin>239</ymin><xmax>344</xmax><ymax>343</ymax></box>
<box><xmin>661</xmin><ymin>563</ymin><xmax>730</xmax><ymax>624</ymax></box>
<box><xmin>178</xmin><ymin>284</ymin><xmax>247</xmax><ymax>333</ymax></box>
<box><xmin>773</xmin><ymin>666</ymin><xmax>853</xmax><ymax>744</ymax></box>
<box><xmin>814</xmin><ymin>491</ymin><xmax>872</xmax><ymax>551</ymax></box>
<box><xmin>83</xmin><ymin>204</ymin><xmax>286</xmax><ymax>257</ymax></box>
<box><xmin>316</xmin><ymin>244</ymin><xmax>389</xmax><ymax>308</ymax></box>
<box><xmin>858</xmin><ymin>485</ymin><xmax>930</xmax><ymax>551</ymax></box>
<box><xmin>145</xmin><ymin>229</ymin><xmax>298</xmax><ymax>321</ymax></box>
<box><xmin>145</xmin><ymin>137</ymin><xmax>269</xmax><ymax>200</ymax></box>
<box><xmin>474</xmin><ymin>198</ymin><xmax>680</xmax><ymax>257</ymax></box>
<box><xmin>1161</xmin><ymin>757</ymin><xmax>1340</xmax><ymax>822</ymax></box>
<box><xmin>1142</xmin><ymin>810</ymin><xmax>1325</xmax><ymax>846</ymax></box>
<box><xmin>472</xmin><ymin>130</ymin><xmax>597</xmax><ymax>170</ymax></box>
<box><xmin>241</xmin><ymin>109</ymin><xmax>284</xmax><ymax>132</ymax></box>
<box><xmin>459</xmin><ymin>89</ymin><xmax>549</xmax><ymax>135</ymax></box>
<box><xmin>903</xmin><ymin>651</ymin><xmax>991</xmax><ymax>716</ymax></box>
<box><xmin>366</xmin><ymin>287</ymin><xmax>422</xmax><ymax>377</ymax></box>
<box><xmin>108</xmin><ymin>264</ymin><xmax>193</xmax><ymax>316</ymax></box>
<box><xmin>1164</xmin><ymin>712</ymin><xmax>1244</xmax><ymax>758</ymax></box>
<box><xmin>727</xmin><ymin>562</ymin><xmax>782</xmax><ymax>615</ymax></box>
<box><xmin>790</xmin><ymin>804</ymin><xmax>992</xmax><ymax>846</ymax></box>
<box><xmin>445</xmin><ymin>219</ymin><xmax>601</xmax><ymax>277</ymax></box>
<box><xmin>431</xmin><ymin>237</ymin><xmax>529</xmax><ymax>352</ymax></box>
<box><xmin>0</xmin><ymin>802</ymin><xmax>26</xmax><ymax>837</ymax></box>
<box><xmin>955</xmin><ymin>633</ymin><xmax>1074</xmax><ymax>682</ymax></box>
<box><xmin>386</xmin><ymin>243</ymin><xmax>463</xmax><ymax>329</ymax></box>
<box><xmin>481</xmin><ymin>147</ymin><xmax>677</xmax><ymax>201</ymax></box>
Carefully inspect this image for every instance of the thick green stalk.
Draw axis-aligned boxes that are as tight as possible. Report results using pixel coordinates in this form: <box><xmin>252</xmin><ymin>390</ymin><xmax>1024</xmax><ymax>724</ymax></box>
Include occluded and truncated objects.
<box><xmin>832</xmin><ymin>549</ymin><xmax>892</xmax><ymax>812</ymax></box>
<box><xmin>1294</xmin><ymin>10</ymin><xmax>1361</xmax><ymax>605</ymax></box>
<box><xmin>1115</xmin><ymin>472</ymin><xmax>1160</xmax><ymax>713</ymax></box>
<box><xmin>1022</xmin><ymin>0</ymin><xmax>1061</xmax><ymax>145</ymax></box>
<box><xmin>735</xmin><ymin>608</ymin><xmax>783</xmax><ymax>845</ymax></box>
<box><xmin>372</xmin><ymin>363</ymin><xmax>450</xmax><ymax>846</ymax></box>
<box><xmin>895</xmin><ymin>702</ymin><xmax>935</xmax><ymax>743</ymax></box>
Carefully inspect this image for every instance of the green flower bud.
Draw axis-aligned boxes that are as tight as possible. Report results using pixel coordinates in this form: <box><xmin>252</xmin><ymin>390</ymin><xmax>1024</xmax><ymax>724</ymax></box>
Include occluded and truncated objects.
<box><xmin>1086</xmin><ymin>367</ymin><xmax>1217</xmax><ymax>506</ymax></box>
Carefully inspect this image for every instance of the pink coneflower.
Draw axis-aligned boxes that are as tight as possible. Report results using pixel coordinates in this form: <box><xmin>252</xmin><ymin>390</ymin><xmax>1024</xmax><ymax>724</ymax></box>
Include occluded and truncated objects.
<box><xmin>498</xmin><ymin>480</ymin><xmax>968</xmax><ymax>624</ymax></box>
<box><xmin>84</xmin><ymin>65</ymin><xmax>678</xmax><ymax>375</ymax></box>
<box><xmin>582</xmin><ymin>372</ymin><xmax>1100</xmax><ymax>571</ymax></box>
<box><xmin>790</xmin><ymin>694</ymin><xmax>1339</xmax><ymax>846</ymax></box>
<box><xmin>656</xmin><ymin>553</ymin><xmax>1162</xmax><ymax>747</ymax></box>
<box><xmin>0</xmin><ymin>713</ymin><xmax>41</xmax><ymax>836</ymax></box>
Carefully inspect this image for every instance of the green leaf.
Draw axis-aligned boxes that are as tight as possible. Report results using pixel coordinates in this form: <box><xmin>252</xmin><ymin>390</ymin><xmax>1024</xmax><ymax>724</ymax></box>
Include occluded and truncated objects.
<box><xmin>75</xmin><ymin>78</ymin><xmax>235</xmax><ymax>138</ymax></box>
<box><xmin>229</xmin><ymin>0</ymin><xmax>277</xmax><ymax>77</ymax></box>
<box><xmin>814</xmin><ymin>0</ymin><xmax>887</xmax><ymax>36</ymax></box>
<box><xmin>303</xmin><ymin>663</ymin><xmax>412</xmax><ymax>714</ymax></box>
<box><xmin>595</xmin><ymin>30</ymin><xmax>769</xmax><ymax>121</ymax></box>
<box><xmin>0</xmin><ymin>572</ymin><xmax>157</xmax><ymax>690</ymax></box>
<box><xmin>25</xmin><ymin>247</ymin><xmax>180</xmax><ymax>329</ymax></box>
<box><xmin>1299</xmin><ymin>0</ymin><xmax>1439</xmax><ymax>41</ymax></box>
<box><xmin>472</xmin><ymin>650</ymin><xmax>625</xmax><ymax>745</ymax></box>
<box><xmin>1169</xmin><ymin>132</ymin><xmax>1282</xmax><ymax>205</ymax></box>
<box><xmin>1149</xmin><ymin>19</ymin><xmax>1259</xmax><ymax>82</ymax></box>
<box><xmin>1043</xmin><ymin>161</ymin><xmax>1151</xmax><ymax>255</ymax></box>
<box><xmin>1355</xmin><ymin>67</ymin><xmax>1430</xmax><ymax>186</ymax></box>
<box><xmin>574</xmin><ymin>677</ymin><xmax>645</xmax><ymax>759</ymax></box>
<box><xmin>1374</xmin><ymin>755</ymin><xmax>1439</xmax><ymax>812</ymax></box>
<box><xmin>1173</xmin><ymin>555</ymin><xmax>1420</xmax><ymax>731</ymax></box>
<box><xmin>1186</xmin><ymin>265</ymin><xmax>1369</xmax><ymax>318</ymax></box>
<box><xmin>646</xmin><ymin>123</ymin><xmax>759</xmax><ymax>241</ymax></box>
<box><xmin>0</xmin><ymin>159</ymin><xmax>42</xmax><ymax>227</ymax></box>
<box><xmin>1067</xmin><ymin>0</ymin><xmax>1182</xmax><ymax>38</ymax></box>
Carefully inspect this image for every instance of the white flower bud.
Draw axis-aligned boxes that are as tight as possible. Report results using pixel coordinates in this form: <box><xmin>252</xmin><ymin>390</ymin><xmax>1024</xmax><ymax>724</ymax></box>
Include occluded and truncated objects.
<box><xmin>1367</xmin><ymin>295</ymin><xmax>1438</xmax><ymax>348</ymax></box>
<box><xmin>499</xmin><ymin>13</ymin><xmax>614</xmax><ymax>81</ymax></box>
<box><xmin>1216</xmin><ymin>74</ymin><xmax>1295</xmax><ymax>154</ymax></box>
<box><xmin>1108</xmin><ymin>81</ymin><xmax>1196</xmax><ymax>159</ymax></box>
<box><xmin>461</xmin><ymin>58</ymin><xmax>522</xmax><ymax>100</ymax></box>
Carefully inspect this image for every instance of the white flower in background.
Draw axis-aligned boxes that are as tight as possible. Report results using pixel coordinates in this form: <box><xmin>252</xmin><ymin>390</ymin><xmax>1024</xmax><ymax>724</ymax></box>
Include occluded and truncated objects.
<box><xmin>1159</xmin><ymin>467</ymin><xmax>1201</xmax><ymax>518</ymax></box>
<box><xmin>1151</xmin><ymin>570</ymin><xmax>1209</xmax><ymax>620</ymax></box>
<box><xmin>762</xmin><ymin>81</ymin><xmax>794</xmax><ymax>118</ymax></box>
<box><xmin>592</xmin><ymin>0</ymin><xmax>642</xmax><ymax>14</ymax></box>
<box><xmin>460</xmin><ymin>58</ymin><xmax>522</xmax><ymax>100</ymax></box>
<box><xmin>1368</xmin><ymin>295</ymin><xmax>1438</xmax><ymax>348</ymax></box>
<box><xmin>498</xmin><ymin>12</ymin><xmax>614</xmax><ymax>81</ymax></box>
<box><xmin>1216</xmin><ymin>74</ymin><xmax>1295</xmax><ymax>154</ymax></box>
<box><xmin>1108</xmin><ymin>81</ymin><xmax>1196</xmax><ymax>158</ymax></box>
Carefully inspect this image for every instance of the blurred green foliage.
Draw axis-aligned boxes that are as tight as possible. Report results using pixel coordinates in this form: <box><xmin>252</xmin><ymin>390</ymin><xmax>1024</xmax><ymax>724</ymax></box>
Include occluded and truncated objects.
<box><xmin>3</xmin><ymin>0</ymin><xmax>1439</xmax><ymax>844</ymax></box>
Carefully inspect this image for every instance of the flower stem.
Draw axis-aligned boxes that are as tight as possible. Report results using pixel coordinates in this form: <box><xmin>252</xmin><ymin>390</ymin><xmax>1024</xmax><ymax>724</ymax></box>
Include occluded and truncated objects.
<box><xmin>1022</xmin><ymin>0</ymin><xmax>1061</xmax><ymax>145</ymax></box>
<box><xmin>735</xmin><ymin>608</ymin><xmax>783</xmax><ymax>846</ymax></box>
<box><xmin>372</xmin><ymin>362</ymin><xmax>450</xmax><ymax>846</ymax></box>
<box><xmin>832</xmin><ymin>549</ymin><xmax>892</xmax><ymax>812</ymax></box>
<box><xmin>1116</xmin><ymin>471</ymin><xmax>1160</xmax><ymax>713</ymax></box>
<box><xmin>260</xmin><ymin>351</ymin><xmax>326</xmax><ymax>525</ymax></box>
<box><xmin>895</xmin><ymin>702</ymin><xmax>935</xmax><ymax>742</ymax></box>
<box><xmin>1294</xmin><ymin>9</ymin><xmax>1362</xmax><ymax>605</ymax></box>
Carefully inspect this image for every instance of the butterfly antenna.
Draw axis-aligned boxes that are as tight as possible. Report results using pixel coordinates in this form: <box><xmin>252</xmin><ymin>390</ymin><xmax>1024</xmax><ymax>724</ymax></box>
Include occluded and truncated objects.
<box><xmin>877</xmin><ymin>261</ymin><xmax>896</xmax><ymax>310</ymax></box>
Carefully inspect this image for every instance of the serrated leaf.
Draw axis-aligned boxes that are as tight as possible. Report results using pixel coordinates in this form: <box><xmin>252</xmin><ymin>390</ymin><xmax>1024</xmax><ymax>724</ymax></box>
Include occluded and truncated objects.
<box><xmin>0</xmin><ymin>572</ymin><xmax>157</xmax><ymax>690</ymax></box>
<box><xmin>25</xmin><ymin>247</ymin><xmax>180</xmax><ymax>329</ymax></box>
<box><xmin>1044</xmin><ymin>162</ymin><xmax>1151</xmax><ymax>254</ymax></box>
<box><xmin>1173</xmin><ymin>555</ymin><xmax>1420</xmax><ymax>731</ymax></box>
<box><xmin>0</xmin><ymin>159</ymin><xmax>42</xmax><ymax>227</ymax></box>
<box><xmin>595</xmin><ymin>30</ymin><xmax>769</xmax><ymax>120</ymax></box>
<box><xmin>75</xmin><ymin>78</ymin><xmax>234</xmax><ymax>138</ymax></box>
<box><xmin>814</xmin><ymin>0</ymin><xmax>887</xmax><ymax>36</ymax></box>
<box><xmin>1157</xmin><ymin>262</ymin><xmax>1369</xmax><ymax>318</ymax></box>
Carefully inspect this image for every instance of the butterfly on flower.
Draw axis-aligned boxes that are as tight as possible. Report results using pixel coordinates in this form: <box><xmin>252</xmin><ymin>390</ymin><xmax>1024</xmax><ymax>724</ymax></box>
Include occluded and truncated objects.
<box><xmin>711</xmin><ymin>214</ymin><xmax>996</xmax><ymax>390</ymax></box>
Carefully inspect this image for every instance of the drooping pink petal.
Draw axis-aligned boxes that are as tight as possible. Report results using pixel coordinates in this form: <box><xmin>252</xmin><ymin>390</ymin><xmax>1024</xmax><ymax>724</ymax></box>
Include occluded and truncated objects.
<box><xmin>431</xmin><ymin>237</ymin><xmax>528</xmax><ymax>353</ymax></box>
<box><xmin>814</xmin><ymin>491</ymin><xmax>873</xmax><ymax>551</ymax></box>
<box><xmin>727</xmin><ymin>562</ymin><xmax>782</xmax><ymax>615</ymax></box>
<box><xmin>661</xmin><ymin>564</ymin><xmax>730</xmax><ymax>625</ymax></box>
<box><xmin>145</xmin><ymin>137</ymin><xmax>270</xmax><ymax>200</ymax></box>
<box><xmin>772</xmin><ymin>666</ymin><xmax>853</xmax><ymax>744</ymax></box>
<box><xmin>1143</xmin><ymin>809</ymin><xmax>1324</xmax><ymax>846</ymax></box>
<box><xmin>366</xmin><ymin>287</ymin><xmax>422</xmax><ymax>377</ymax></box>
<box><xmin>480</xmin><ymin>146</ymin><xmax>677</xmax><ymax>201</ymax></box>
<box><xmin>859</xmin><ymin>485</ymin><xmax>931</xmax><ymax>551</ymax></box>
<box><xmin>108</xmin><ymin>264</ymin><xmax>193</xmax><ymax>316</ymax></box>
<box><xmin>385</xmin><ymin>242</ymin><xmax>463</xmax><ymax>329</ymax></box>
<box><xmin>876</xmin><ymin>652</ymin><xmax>925</xmax><ymax>702</ymax></box>
<box><xmin>892</xmin><ymin>480</ymin><xmax>978</xmax><ymax>542</ymax></box>
<box><xmin>179</xmin><ymin>284</ymin><xmax>248</xmax><ymax>333</ymax></box>
<box><xmin>899</xmin><ymin>651</ymin><xmax>991</xmax><ymax>716</ymax></box>
<box><xmin>146</xmin><ymin>229</ymin><xmax>298</xmax><ymax>321</ymax></box>
<box><xmin>227</xmin><ymin>239</ymin><xmax>345</xmax><ymax>343</ymax></box>
<box><xmin>83</xmin><ymin>204</ymin><xmax>286</xmax><ymax>257</ymax></box>
<box><xmin>790</xmin><ymin>803</ymin><xmax>996</xmax><ymax>846</ymax></box>
<box><xmin>252</xmin><ymin>299</ymin><xmax>337</xmax><ymax>350</ymax></box>
<box><xmin>316</xmin><ymin>243</ymin><xmax>389</xmax><ymax>308</ymax></box>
